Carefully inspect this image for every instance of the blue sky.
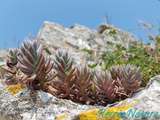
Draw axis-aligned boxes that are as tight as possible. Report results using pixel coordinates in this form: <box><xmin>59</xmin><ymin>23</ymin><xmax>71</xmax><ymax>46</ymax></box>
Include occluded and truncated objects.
<box><xmin>0</xmin><ymin>0</ymin><xmax>160</xmax><ymax>48</ymax></box>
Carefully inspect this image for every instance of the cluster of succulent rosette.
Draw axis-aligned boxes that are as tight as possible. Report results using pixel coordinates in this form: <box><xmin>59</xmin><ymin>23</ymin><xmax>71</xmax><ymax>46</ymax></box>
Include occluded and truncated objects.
<box><xmin>3</xmin><ymin>39</ymin><xmax>142</xmax><ymax>106</ymax></box>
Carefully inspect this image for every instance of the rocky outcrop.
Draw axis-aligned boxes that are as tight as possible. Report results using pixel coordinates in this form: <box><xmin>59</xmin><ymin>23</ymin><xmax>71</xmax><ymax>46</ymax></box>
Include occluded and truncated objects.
<box><xmin>38</xmin><ymin>22</ymin><xmax>137</xmax><ymax>50</ymax></box>
<box><xmin>0</xmin><ymin>75</ymin><xmax>160</xmax><ymax>120</ymax></box>
<box><xmin>0</xmin><ymin>84</ymin><xmax>96</xmax><ymax>120</ymax></box>
<box><xmin>38</xmin><ymin>21</ymin><xmax>138</xmax><ymax>65</ymax></box>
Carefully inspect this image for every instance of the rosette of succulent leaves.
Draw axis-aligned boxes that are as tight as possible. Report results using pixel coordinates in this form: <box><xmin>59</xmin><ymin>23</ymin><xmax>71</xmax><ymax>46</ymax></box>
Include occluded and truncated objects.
<box><xmin>4</xmin><ymin>39</ymin><xmax>142</xmax><ymax>106</ymax></box>
<box><xmin>3</xmin><ymin>48</ymin><xmax>19</xmax><ymax>85</ymax></box>
<box><xmin>17</xmin><ymin>40</ymin><xmax>56</xmax><ymax>91</ymax></box>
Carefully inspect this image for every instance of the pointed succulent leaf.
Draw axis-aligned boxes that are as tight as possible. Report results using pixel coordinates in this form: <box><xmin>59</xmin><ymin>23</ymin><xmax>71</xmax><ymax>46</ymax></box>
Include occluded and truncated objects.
<box><xmin>110</xmin><ymin>64</ymin><xmax>142</xmax><ymax>94</ymax></box>
<box><xmin>54</xmin><ymin>49</ymin><xmax>74</xmax><ymax>72</ymax></box>
<box><xmin>72</xmin><ymin>65</ymin><xmax>94</xmax><ymax>103</ymax></box>
<box><xmin>7</xmin><ymin>49</ymin><xmax>19</xmax><ymax>68</ymax></box>
<box><xmin>18</xmin><ymin>39</ymin><xmax>54</xmax><ymax>90</ymax></box>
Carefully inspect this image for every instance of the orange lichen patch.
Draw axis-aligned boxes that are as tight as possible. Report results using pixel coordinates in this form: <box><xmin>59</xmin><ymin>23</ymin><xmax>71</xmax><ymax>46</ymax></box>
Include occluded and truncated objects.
<box><xmin>6</xmin><ymin>84</ymin><xmax>24</xmax><ymax>95</ymax></box>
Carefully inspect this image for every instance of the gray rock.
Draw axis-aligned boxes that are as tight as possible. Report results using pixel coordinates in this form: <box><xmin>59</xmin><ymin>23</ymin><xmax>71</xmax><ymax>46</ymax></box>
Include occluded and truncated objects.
<box><xmin>1</xmin><ymin>75</ymin><xmax>160</xmax><ymax>120</ymax></box>
<box><xmin>37</xmin><ymin>21</ymin><xmax>138</xmax><ymax>65</ymax></box>
<box><xmin>0</xmin><ymin>87</ymin><xmax>96</xmax><ymax>120</ymax></box>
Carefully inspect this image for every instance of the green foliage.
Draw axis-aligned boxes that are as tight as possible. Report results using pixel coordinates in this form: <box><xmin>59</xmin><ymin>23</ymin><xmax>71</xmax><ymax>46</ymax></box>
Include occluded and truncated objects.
<box><xmin>81</xmin><ymin>48</ymin><xmax>93</xmax><ymax>56</ymax></box>
<box><xmin>101</xmin><ymin>44</ymin><xmax>160</xmax><ymax>86</ymax></box>
<box><xmin>88</xmin><ymin>63</ymin><xmax>97</xmax><ymax>69</ymax></box>
<box><xmin>108</xmin><ymin>29</ymin><xmax>117</xmax><ymax>36</ymax></box>
<box><xmin>101</xmin><ymin>45</ymin><xmax>127</xmax><ymax>69</ymax></box>
<box><xmin>44</xmin><ymin>47</ymin><xmax>52</xmax><ymax>55</ymax></box>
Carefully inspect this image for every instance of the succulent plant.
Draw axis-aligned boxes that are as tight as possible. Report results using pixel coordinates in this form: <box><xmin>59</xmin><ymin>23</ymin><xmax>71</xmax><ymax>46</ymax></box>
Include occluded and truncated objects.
<box><xmin>51</xmin><ymin>67</ymin><xmax>76</xmax><ymax>98</ymax></box>
<box><xmin>95</xmin><ymin>70</ymin><xmax>127</xmax><ymax>105</ymax></box>
<box><xmin>72</xmin><ymin>65</ymin><xmax>94</xmax><ymax>104</ymax></box>
<box><xmin>17</xmin><ymin>40</ymin><xmax>55</xmax><ymax>90</ymax></box>
<box><xmin>3</xmin><ymin>49</ymin><xmax>19</xmax><ymax>85</ymax></box>
<box><xmin>110</xmin><ymin>64</ymin><xmax>142</xmax><ymax>95</ymax></box>
<box><xmin>3</xmin><ymin>39</ymin><xmax>143</xmax><ymax>106</ymax></box>
<box><xmin>54</xmin><ymin>49</ymin><xmax>74</xmax><ymax>78</ymax></box>
<box><xmin>51</xmin><ymin>49</ymin><xmax>76</xmax><ymax>98</ymax></box>
<box><xmin>3</xmin><ymin>67</ymin><xmax>18</xmax><ymax>85</ymax></box>
<box><xmin>6</xmin><ymin>49</ymin><xmax>19</xmax><ymax>68</ymax></box>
